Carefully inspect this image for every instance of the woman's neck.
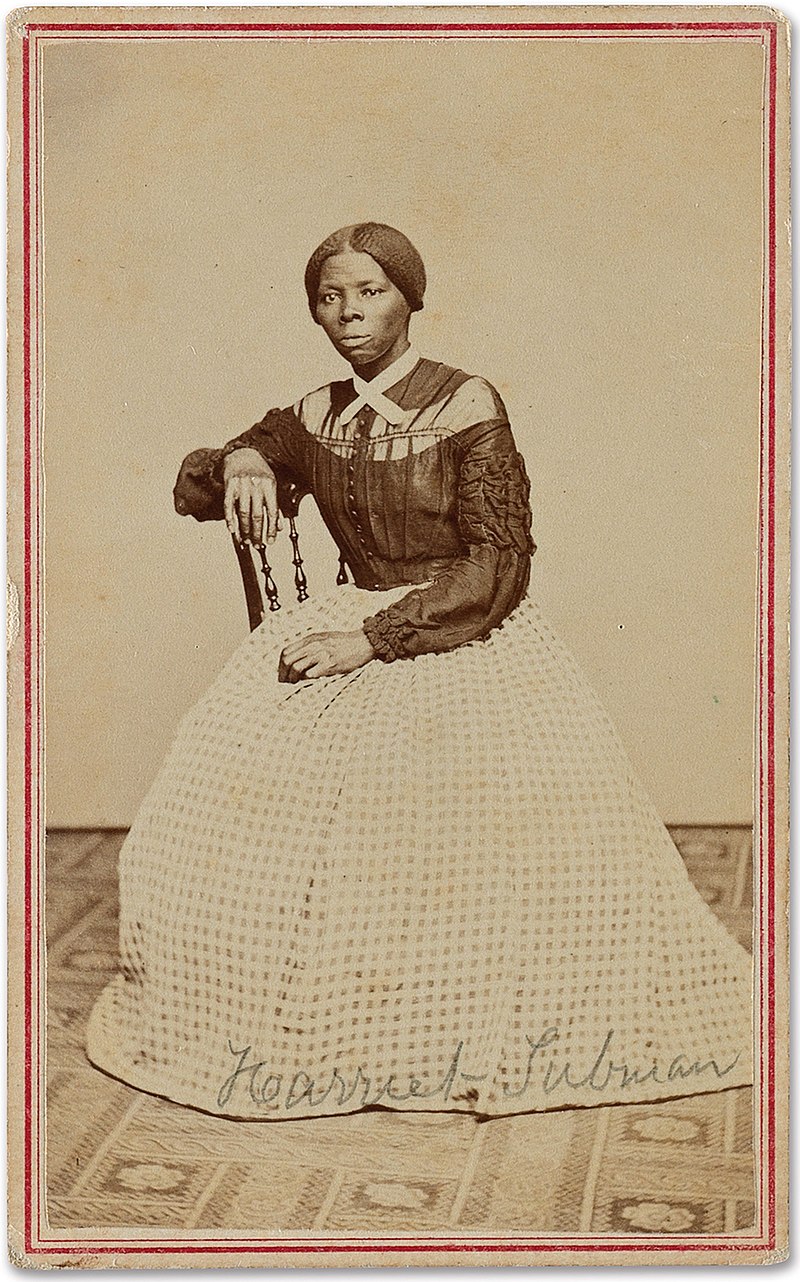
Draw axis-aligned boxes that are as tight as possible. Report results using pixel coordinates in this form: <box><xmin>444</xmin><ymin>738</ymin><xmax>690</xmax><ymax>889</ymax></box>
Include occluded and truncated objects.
<box><xmin>350</xmin><ymin>337</ymin><xmax>410</xmax><ymax>382</ymax></box>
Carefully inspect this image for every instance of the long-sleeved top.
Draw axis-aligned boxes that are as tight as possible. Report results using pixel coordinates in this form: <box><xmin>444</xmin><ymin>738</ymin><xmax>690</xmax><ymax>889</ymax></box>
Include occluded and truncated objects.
<box><xmin>173</xmin><ymin>352</ymin><xmax>535</xmax><ymax>661</ymax></box>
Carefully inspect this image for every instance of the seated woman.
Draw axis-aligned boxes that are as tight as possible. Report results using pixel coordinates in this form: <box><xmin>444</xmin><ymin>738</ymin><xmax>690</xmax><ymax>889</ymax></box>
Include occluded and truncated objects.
<box><xmin>86</xmin><ymin>222</ymin><xmax>752</xmax><ymax>1120</ymax></box>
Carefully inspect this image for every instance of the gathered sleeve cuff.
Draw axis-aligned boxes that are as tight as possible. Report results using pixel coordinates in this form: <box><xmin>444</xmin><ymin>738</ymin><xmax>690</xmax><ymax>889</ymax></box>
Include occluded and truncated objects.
<box><xmin>173</xmin><ymin>407</ymin><xmax>310</xmax><ymax>522</ymax></box>
<box><xmin>362</xmin><ymin>420</ymin><xmax>535</xmax><ymax>661</ymax></box>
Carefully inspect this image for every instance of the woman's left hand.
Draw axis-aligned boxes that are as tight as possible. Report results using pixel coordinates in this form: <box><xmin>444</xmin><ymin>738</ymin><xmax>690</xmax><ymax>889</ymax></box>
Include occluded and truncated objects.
<box><xmin>278</xmin><ymin>630</ymin><xmax>377</xmax><ymax>683</ymax></box>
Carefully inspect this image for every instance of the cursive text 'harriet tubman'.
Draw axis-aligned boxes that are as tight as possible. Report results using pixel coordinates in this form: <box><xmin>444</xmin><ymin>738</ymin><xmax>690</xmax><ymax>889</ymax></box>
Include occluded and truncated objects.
<box><xmin>216</xmin><ymin>1027</ymin><xmax>742</xmax><ymax>1113</ymax></box>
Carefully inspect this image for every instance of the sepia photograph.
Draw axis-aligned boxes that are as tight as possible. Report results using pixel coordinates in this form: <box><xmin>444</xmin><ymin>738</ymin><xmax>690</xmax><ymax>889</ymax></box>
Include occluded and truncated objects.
<box><xmin>7</xmin><ymin>5</ymin><xmax>789</xmax><ymax>1267</ymax></box>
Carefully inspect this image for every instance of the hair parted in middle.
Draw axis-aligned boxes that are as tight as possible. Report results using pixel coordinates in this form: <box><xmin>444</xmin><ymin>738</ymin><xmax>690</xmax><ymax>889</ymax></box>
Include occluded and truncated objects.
<box><xmin>304</xmin><ymin>222</ymin><xmax>427</xmax><ymax>319</ymax></box>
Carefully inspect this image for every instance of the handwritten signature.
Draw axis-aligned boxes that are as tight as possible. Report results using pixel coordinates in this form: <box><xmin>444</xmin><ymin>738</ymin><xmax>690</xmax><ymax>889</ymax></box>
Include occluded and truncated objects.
<box><xmin>217</xmin><ymin>1027</ymin><xmax>742</xmax><ymax>1113</ymax></box>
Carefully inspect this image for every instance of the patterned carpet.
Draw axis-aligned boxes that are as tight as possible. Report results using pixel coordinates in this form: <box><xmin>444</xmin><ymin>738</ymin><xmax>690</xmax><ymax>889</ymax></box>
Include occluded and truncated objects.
<box><xmin>45</xmin><ymin>827</ymin><xmax>755</xmax><ymax>1235</ymax></box>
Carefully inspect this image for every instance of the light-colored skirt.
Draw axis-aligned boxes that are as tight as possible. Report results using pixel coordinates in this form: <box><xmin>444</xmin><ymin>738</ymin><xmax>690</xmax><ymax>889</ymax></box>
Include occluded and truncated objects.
<box><xmin>86</xmin><ymin>585</ymin><xmax>753</xmax><ymax>1119</ymax></box>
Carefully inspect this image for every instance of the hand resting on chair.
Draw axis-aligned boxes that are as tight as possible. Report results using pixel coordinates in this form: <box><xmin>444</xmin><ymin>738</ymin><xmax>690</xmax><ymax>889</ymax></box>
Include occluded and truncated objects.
<box><xmin>223</xmin><ymin>448</ymin><xmax>376</xmax><ymax>682</ymax></box>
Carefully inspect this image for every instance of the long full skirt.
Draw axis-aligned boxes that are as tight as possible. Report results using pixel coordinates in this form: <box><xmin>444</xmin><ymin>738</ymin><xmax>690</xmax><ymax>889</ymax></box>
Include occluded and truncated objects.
<box><xmin>86</xmin><ymin>586</ymin><xmax>753</xmax><ymax>1120</ymax></box>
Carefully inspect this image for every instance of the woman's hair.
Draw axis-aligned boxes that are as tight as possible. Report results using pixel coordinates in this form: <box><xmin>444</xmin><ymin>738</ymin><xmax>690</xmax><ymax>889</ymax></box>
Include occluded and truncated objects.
<box><xmin>304</xmin><ymin>222</ymin><xmax>426</xmax><ymax>319</ymax></box>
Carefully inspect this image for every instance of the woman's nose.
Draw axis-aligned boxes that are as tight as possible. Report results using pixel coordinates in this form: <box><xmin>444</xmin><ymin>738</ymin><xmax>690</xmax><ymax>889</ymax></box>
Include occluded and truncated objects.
<box><xmin>340</xmin><ymin>297</ymin><xmax>364</xmax><ymax>322</ymax></box>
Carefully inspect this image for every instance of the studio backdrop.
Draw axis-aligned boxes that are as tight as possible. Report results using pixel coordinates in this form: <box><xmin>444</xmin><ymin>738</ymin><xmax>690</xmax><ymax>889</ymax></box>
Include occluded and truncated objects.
<box><xmin>41</xmin><ymin>34</ymin><xmax>762</xmax><ymax>826</ymax></box>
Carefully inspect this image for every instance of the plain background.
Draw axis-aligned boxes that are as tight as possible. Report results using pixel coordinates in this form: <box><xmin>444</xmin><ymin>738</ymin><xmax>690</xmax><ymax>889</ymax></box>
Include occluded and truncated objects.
<box><xmin>40</xmin><ymin>32</ymin><xmax>764</xmax><ymax>826</ymax></box>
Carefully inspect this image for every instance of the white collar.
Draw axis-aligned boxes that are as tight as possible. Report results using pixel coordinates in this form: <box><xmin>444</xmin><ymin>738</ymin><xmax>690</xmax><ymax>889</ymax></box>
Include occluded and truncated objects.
<box><xmin>338</xmin><ymin>346</ymin><xmax>420</xmax><ymax>427</ymax></box>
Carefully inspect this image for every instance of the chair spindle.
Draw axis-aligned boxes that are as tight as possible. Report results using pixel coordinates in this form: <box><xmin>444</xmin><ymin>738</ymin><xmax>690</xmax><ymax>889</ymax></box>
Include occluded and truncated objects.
<box><xmin>257</xmin><ymin>546</ymin><xmax>281</xmax><ymax>612</ymax></box>
<box><xmin>288</xmin><ymin>517</ymin><xmax>309</xmax><ymax>603</ymax></box>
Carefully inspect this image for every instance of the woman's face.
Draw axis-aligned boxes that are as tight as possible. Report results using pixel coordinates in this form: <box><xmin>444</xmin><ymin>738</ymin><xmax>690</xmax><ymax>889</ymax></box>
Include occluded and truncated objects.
<box><xmin>315</xmin><ymin>250</ymin><xmax>411</xmax><ymax>377</ymax></box>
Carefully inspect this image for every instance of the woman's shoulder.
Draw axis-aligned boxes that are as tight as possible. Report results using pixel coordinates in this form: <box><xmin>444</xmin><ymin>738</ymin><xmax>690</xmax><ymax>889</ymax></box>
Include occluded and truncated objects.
<box><xmin>290</xmin><ymin>380</ymin><xmax>342</xmax><ymax>424</ymax></box>
<box><xmin>410</xmin><ymin>359</ymin><xmax>509</xmax><ymax>435</ymax></box>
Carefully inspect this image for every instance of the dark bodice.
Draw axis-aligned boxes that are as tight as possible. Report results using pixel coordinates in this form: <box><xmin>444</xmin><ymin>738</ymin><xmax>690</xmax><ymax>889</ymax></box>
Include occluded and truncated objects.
<box><xmin>174</xmin><ymin>357</ymin><xmax>535</xmax><ymax>661</ymax></box>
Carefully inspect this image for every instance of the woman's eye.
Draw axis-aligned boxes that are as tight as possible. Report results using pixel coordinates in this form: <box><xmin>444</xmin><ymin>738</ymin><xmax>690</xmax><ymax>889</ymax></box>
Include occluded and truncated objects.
<box><xmin>362</xmin><ymin>288</ymin><xmax>382</xmax><ymax>297</ymax></box>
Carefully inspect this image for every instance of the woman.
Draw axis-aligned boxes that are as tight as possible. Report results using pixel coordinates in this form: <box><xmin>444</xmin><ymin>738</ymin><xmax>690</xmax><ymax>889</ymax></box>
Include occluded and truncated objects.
<box><xmin>86</xmin><ymin>222</ymin><xmax>752</xmax><ymax>1120</ymax></box>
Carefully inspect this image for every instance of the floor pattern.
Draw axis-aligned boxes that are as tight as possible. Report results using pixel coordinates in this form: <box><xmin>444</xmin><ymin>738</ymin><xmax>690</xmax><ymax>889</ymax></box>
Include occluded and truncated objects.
<box><xmin>44</xmin><ymin>827</ymin><xmax>755</xmax><ymax>1235</ymax></box>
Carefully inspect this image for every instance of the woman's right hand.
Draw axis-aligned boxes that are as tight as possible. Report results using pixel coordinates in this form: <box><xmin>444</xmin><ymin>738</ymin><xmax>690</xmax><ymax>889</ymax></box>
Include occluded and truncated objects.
<box><xmin>223</xmin><ymin>448</ymin><xmax>281</xmax><ymax>546</ymax></box>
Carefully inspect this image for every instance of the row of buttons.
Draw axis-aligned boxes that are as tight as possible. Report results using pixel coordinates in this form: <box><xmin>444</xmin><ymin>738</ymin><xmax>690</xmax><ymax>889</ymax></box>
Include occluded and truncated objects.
<box><xmin>345</xmin><ymin>411</ymin><xmax>381</xmax><ymax>590</ymax></box>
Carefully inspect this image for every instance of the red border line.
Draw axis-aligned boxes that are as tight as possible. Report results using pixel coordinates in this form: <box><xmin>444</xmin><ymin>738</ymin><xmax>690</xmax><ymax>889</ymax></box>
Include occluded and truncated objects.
<box><xmin>25</xmin><ymin>20</ymin><xmax>772</xmax><ymax>32</ymax></box>
<box><xmin>21</xmin><ymin>20</ymin><xmax>778</xmax><ymax>1258</ymax></box>
<box><xmin>21</xmin><ymin>29</ymin><xmax>34</xmax><ymax>1256</ymax></box>
<box><xmin>754</xmin><ymin>19</ymin><xmax>775</xmax><ymax>1243</ymax></box>
<box><xmin>30</xmin><ymin>33</ymin><xmax>766</xmax><ymax>41</ymax></box>
<box><xmin>32</xmin><ymin>27</ymin><xmax>42</xmax><ymax>1247</ymax></box>
<box><xmin>30</xmin><ymin>35</ymin><xmax>767</xmax><ymax>46</ymax></box>
<box><xmin>15</xmin><ymin>1239</ymin><xmax>775</xmax><ymax>1256</ymax></box>
<box><xmin>765</xmin><ymin>19</ymin><xmax>777</xmax><ymax>1248</ymax></box>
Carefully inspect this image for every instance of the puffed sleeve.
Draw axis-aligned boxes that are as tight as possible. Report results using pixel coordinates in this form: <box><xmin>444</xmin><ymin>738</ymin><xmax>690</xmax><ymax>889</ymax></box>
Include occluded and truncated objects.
<box><xmin>362</xmin><ymin>420</ymin><xmax>535</xmax><ymax>660</ymax></box>
<box><xmin>173</xmin><ymin>406</ymin><xmax>311</xmax><ymax>522</ymax></box>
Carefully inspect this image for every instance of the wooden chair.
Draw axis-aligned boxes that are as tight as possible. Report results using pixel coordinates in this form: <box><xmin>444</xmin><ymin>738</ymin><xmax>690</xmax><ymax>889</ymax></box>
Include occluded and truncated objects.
<box><xmin>173</xmin><ymin>450</ymin><xmax>339</xmax><ymax>630</ymax></box>
<box><xmin>233</xmin><ymin>514</ymin><xmax>309</xmax><ymax>631</ymax></box>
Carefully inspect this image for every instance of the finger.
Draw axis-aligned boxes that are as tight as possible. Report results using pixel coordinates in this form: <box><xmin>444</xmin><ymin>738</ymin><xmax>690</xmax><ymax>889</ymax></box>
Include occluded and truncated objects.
<box><xmin>277</xmin><ymin>652</ymin><xmax>305</xmax><ymax>683</ymax></box>
<box><xmin>280</xmin><ymin>642</ymin><xmax>316</xmax><ymax>672</ymax></box>
<box><xmin>264</xmin><ymin>482</ymin><xmax>280</xmax><ymax>544</ymax></box>
<box><xmin>286</xmin><ymin>652</ymin><xmax>318</xmax><ymax>678</ymax></box>
<box><xmin>283</xmin><ymin>661</ymin><xmax>307</xmax><ymax>684</ymax></box>
<box><xmin>281</xmin><ymin>634</ymin><xmax>326</xmax><ymax>664</ymax></box>
<box><xmin>235</xmin><ymin>486</ymin><xmax>254</xmax><ymax>543</ymax></box>
<box><xmin>281</xmin><ymin>645</ymin><xmax>325</xmax><ymax>674</ymax></box>
<box><xmin>285</xmin><ymin>649</ymin><xmax>322</xmax><ymax>681</ymax></box>
<box><xmin>233</xmin><ymin>481</ymin><xmax>251</xmax><ymax>544</ymax></box>
<box><xmin>250</xmin><ymin>487</ymin><xmax>265</xmax><ymax>548</ymax></box>
<box><xmin>304</xmin><ymin>662</ymin><xmax>329</xmax><ymax>679</ymax></box>
<box><xmin>224</xmin><ymin>481</ymin><xmax>238</xmax><ymax>540</ymax></box>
